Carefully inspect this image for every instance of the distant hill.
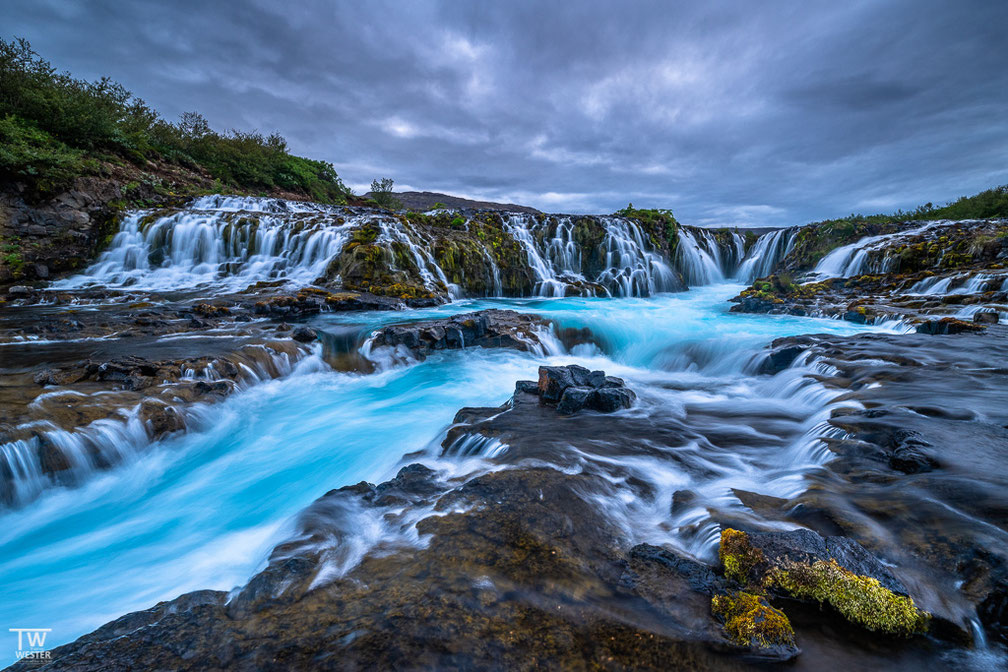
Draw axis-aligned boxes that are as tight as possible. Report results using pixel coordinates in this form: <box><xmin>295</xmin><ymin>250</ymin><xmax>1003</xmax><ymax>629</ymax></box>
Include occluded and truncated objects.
<box><xmin>365</xmin><ymin>190</ymin><xmax>541</xmax><ymax>214</ymax></box>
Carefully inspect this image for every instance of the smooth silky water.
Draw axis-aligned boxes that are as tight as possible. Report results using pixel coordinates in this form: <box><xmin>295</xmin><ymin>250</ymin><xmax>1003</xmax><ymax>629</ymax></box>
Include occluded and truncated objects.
<box><xmin>0</xmin><ymin>283</ymin><xmax>906</xmax><ymax>658</ymax></box>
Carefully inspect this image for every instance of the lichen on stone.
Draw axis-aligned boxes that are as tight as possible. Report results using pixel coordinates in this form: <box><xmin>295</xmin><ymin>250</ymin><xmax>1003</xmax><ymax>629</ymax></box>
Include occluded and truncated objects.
<box><xmin>711</xmin><ymin>591</ymin><xmax>796</xmax><ymax>649</ymax></box>
<box><xmin>718</xmin><ymin>528</ymin><xmax>764</xmax><ymax>585</ymax></box>
<box><xmin>767</xmin><ymin>558</ymin><xmax>930</xmax><ymax>636</ymax></box>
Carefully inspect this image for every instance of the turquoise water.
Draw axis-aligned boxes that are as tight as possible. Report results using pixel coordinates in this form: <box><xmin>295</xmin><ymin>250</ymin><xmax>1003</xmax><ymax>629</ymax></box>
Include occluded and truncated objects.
<box><xmin>0</xmin><ymin>284</ymin><xmax>901</xmax><ymax>658</ymax></box>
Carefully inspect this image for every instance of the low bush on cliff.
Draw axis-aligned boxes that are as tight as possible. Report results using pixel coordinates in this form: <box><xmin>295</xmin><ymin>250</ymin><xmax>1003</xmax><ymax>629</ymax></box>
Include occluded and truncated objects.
<box><xmin>0</xmin><ymin>37</ymin><xmax>349</xmax><ymax>202</ymax></box>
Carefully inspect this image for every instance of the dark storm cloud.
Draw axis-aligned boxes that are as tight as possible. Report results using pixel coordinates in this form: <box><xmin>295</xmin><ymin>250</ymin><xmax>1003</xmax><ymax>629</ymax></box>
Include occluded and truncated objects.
<box><xmin>6</xmin><ymin>0</ymin><xmax>1008</xmax><ymax>226</ymax></box>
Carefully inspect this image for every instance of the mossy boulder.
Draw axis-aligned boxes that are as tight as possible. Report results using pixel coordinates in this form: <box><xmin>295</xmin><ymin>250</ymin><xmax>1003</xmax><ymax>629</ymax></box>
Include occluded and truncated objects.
<box><xmin>717</xmin><ymin>528</ymin><xmax>930</xmax><ymax>638</ymax></box>
<box><xmin>767</xmin><ymin>558</ymin><xmax>930</xmax><ymax>636</ymax></box>
<box><xmin>711</xmin><ymin>591</ymin><xmax>797</xmax><ymax>651</ymax></box>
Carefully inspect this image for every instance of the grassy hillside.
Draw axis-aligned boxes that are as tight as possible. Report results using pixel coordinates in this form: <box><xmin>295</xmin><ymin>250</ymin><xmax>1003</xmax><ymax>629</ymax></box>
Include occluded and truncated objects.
<box><xmin>0</xmin><ymin>37</ymin><xmax>350</xmax><ymax>203</ymax></box>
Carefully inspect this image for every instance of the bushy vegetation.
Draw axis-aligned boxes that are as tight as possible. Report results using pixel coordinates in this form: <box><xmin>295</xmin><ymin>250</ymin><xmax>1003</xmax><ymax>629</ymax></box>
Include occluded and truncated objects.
<box><xmin>615</xmin><ymin>203</ymin><xmax>679</xmax><ymax>240</ymax></box>
<box><xmin>369</xmin><ymin>177</ymin><xmax>403</xmax><ymax>210</ymax></box>
<box><xmin>0</xmin><ymin>37</ymin><xmax>349</xmax><ymax>202</ymax></box>
<box><xmin>807</xmin><ymin>185</ymin><xmax>1008</xmax><ymax>247</ymax></box>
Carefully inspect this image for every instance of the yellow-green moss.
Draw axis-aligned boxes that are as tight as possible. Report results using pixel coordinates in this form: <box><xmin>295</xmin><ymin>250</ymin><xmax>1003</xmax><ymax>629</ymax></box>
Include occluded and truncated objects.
<box><xmin>711</xmin><ymin>591</ymin><xmax>796</xmax><ymax>649</ymax></box>
<box><xmin>718</xmin><ymin>528</ymin><xmax>764</xmax><ymax>585</ymax></box>
<box><xmin>768</xmin><ymin>559</ymin><xmax>930</xmax><ymax>636</ymax></box>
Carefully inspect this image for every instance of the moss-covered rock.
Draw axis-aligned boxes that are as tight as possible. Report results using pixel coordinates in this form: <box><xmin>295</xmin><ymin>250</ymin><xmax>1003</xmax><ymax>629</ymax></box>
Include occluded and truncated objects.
<box><xmin>768</xmin><ymin>558</ymin><xmax>930</xmax><ymax>636</ymax></box>
<box><xmin>716</xmin><ymin>528</ymin><xmax>931</xmax><ymax>638</ymax></box>
<box><xmin>711</xmin><ymin>591</ymin><xmax>796</xmax><ymax>649</ymax></box>
<box><xmin>718</xmin><ymin>528</ymin><xmax>765</xmax><ymax>586</ymax></box>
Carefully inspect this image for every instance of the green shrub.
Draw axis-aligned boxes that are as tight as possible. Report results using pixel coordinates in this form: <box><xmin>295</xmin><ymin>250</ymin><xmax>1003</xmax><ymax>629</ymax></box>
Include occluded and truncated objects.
<box><xmin>0</xmin><ymin>115</ymin><xmax>87</xmax><ymax>191</ymax></box>
<box><xmin>0</xmin><ymin>37</ymin><xmax>349</xmax><ymax>203</ymax></box>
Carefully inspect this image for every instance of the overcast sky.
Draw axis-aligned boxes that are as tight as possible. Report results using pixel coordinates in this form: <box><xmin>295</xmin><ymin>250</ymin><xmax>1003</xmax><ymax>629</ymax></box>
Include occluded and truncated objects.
<box><xmin>7</xmin><ymin>0</ymin><xmax>1008</xmax><ymax>226</ymax></box>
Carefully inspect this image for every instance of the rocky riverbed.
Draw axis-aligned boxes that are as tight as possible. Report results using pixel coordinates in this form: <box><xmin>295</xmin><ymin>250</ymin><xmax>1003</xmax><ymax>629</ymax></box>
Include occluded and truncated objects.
<box><xmin>12</xmin><ymin>331</ymin><xmax>1008</xmax><ymax>670</ymax></box>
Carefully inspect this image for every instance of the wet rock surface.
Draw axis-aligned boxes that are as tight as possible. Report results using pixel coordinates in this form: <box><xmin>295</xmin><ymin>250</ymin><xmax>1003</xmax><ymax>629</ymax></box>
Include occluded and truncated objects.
<box><xmin>534</xmin><ymin>364</ymin><xmax>636</xmax><ymax>414</ymax></box>
<box><xmin>366</xmin><ymin>309</ymin><xmax>553</xmax><ymax>360</ymax></box>
<box><xmin>9</xmin><ymin>322</ymin><xmax>1008</xmax><ymax>670</ymax></box>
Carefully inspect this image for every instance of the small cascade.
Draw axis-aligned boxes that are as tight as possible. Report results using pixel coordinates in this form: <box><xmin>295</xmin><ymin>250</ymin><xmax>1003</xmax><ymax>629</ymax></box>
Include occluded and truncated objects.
<box><xmin>502</xmin><ymin>214</ymin><xmax>583</xmax><ymax>297</ymax></box>
<box><xmin>953</xmin><ymin>273</ymin><xmax>998</xmax><ymax>295</ymax></box>
<box><xmin>910</xmin><ymin>272</ymin><xmax>1004</xmax><ymax>296</ymax></box>
<box><xmin>596</xmin><ymin>217</ymin><xmax>678</xmax><ymax>296</ymax></box>
<box><xmin>735</xmin><ymin>227</ymin><xmax>799</xmax><ymax>282</ymax></box>
<box><xmin>675</xmin><ymin>228</ymin><xmax>725</xmax><ymax>285</ymax></box>
<box><xmin>375</xmin><ymin>220</ymin><xmax>462</xmax><ymax>298</ymax></box>
<box><xmin>0</xmin><ymin>342</ymin><xmax>317</xmax><ymax>508</ymax></box>
<box><xmin>811</xmin><ymin>220</ymin><xmax>955</xmax><ymax>279</ymax></box>
<box><xmin>908</xmin><ymin>275</ymin><xmax>954</xmax><ymax>295</ymax></box>
<box><xmin>503</xmin><ymin>214</ymin><xmax>677</xmax><ymax>297</ymax></box>
<box><xmin>55</xmin><ymin>202</ymin><xmax>358</xmax><ymax>291</ymax></box>
<box><xmin>480</xmin><ymin>246</ymin><xmax>503</xmax><ymax>297</ymax></box>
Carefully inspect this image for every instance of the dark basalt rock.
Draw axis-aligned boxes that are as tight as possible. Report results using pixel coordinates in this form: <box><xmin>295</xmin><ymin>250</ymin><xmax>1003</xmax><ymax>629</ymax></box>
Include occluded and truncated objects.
<box><xmin>759</xmin><ymin>344</ymin><xmax>807</xmax><ymax>375</ymax></box>
<box><xmin>889</xmin><ymin>443</ymin><xmax>939</xmax><ymax>474</ymax></box>
<box><xmin>974</xmin><ymin>310</ymin><xmax>999</xmax><ymax>324</ymax></box>
<box><xmin>367</xmin><ymin>309</ymin><xmax>554</xmax><ymax>360</ymax></box>
<box><xmin>291</xmin><ymin>325</ymin><xmax>317</xmax><ymax>342</ymax></box>
<box><xmin>738</xmin><ymin>527</ymin><xmax>908</xmax><ymax>597</ymax></box>
<box><xmin>979</xmin><ymin>581</ymin><xmax>1008</xmax><ymax>644</ymax></box>
<box><xmin>916</xmin><ymin>317</ymin><xmax>987</xmax><ymax>335</ymax></box>
<box><xmin>252</xmin><ymin>288</ymin><xmax>432</xmax><ymax>319</ymax></box>
<box><xmin>533</xmin><ymin>364</ymin><xmax>636</xmax><ymax>415</ymax></box>
<box><xmin>629</xmin><ymin>543</ymin><xmax>726</xmax><ymax>595</ymax></box>
<box><xmin>557</xmin><ymin>385</ymin><xmax>594</xmax><ymax>415</ymax></box>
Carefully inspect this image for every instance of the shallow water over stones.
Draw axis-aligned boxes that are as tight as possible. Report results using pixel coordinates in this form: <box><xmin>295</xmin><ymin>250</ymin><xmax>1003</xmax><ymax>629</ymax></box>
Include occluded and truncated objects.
<box><xmin>1</xmin><ymin>282</ymin><xmax>1006</xmax><ymax>669</ymax></box>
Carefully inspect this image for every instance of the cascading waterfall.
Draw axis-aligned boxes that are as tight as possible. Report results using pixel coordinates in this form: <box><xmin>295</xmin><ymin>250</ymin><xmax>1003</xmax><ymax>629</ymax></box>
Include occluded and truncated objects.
<box><xmin>675</xmin><ymin>228</ymin><xmax>725</xmax><ymax>285</ymax></box>
<box><xmin>375</xmin><ymin>220</ymin><xmax>463</xmax><ymax>298</ymax></box>
<box><xmin>596</xmin><ymin>216</ymin><xmax>678</xmax><ymax>296</ymax></box>
<box><xmin>811</xmin><ymin>220</ymin><xmax>957</xmax><ymax>279</ymax></box>
<box><xmin>54</xmin><ymin>205</ymin><xmax>359</xmax><ymax>291</ymax></box>
<box><xmin>503</xmin><ymin>214</ymin><xmax>678</xmax><ymax>297</ymax></box>
<box><xmin>909</xmin><ymin>272</ymin><xmax>1006</xmax><ymax>296</ymax></box>
<box><xmin>735</xmin><ymin>227</ymin><xmax>799</xmax><ymax>282</ymax></box>
<box><xmin>502</xmin><ymin>214</ymin><xmax>583</xmax><ymax>297</ymax></box>
<box><xmin>50</xmin><ymin>194</ymin><xmax>856</xmax><ymax>296</ymax></box>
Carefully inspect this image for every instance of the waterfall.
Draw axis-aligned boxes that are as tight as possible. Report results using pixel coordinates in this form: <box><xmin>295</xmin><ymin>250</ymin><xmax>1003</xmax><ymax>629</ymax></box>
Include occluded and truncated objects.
<box><xmin>811</xmin><ymin>220</ymin><xmax>956</xmax><ymax>280</ymax></box>
<box><xmin>675</xmin><ymin>228</ymin><xmax>725</xmax><ymax>285</ymax></box>
<box><xmin>735</xmin><ymin>227</ymin><xmax>799</xmax><ymax>282</ymax></box>
<box><xmin>596</xmin><ymin>216</ymin><xmax>678</xmax><ymax>296</ymax></box>
<box><xmin>375</xmin><ymin>220</ymin><xmax>462</xmax><ymax>298</ymax></box>
<box><xmin>503</xmin><ymin>214</ymin><xmax>677</xmax><ymax>297</ymax></box>
<box><xmin>908</xmin><ymin>275</ymin><xmax>953</xmax><ymax>295</ymax></box>
<box><xmin>502</xmin><ymin>214</ymin><xmax>582</xmax><ymax>297</ymax></box>
<box><xmin>909</xmin><ymin>272</ymin><xmax>1003</xmax><ymax>296</ymax></box>
<box><xmin>54</xmin><ymin>202</ymin><xmax>358</xmax><ymax>291</ymax></box>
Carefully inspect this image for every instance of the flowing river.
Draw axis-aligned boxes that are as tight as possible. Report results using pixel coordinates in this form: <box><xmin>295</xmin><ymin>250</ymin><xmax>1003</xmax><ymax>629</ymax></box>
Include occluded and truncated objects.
<box><xmin>0</xmin><ymin>283</ymin><xmax>905</xmax><ymax>657</ymax></box>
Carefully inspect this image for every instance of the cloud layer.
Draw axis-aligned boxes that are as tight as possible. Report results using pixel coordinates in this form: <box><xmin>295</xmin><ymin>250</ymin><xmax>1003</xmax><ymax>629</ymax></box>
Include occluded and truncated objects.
<box><xmin>7</xmin><ymin>0</ymin><xmax>1008</xmax><ymax>226</ymax></box>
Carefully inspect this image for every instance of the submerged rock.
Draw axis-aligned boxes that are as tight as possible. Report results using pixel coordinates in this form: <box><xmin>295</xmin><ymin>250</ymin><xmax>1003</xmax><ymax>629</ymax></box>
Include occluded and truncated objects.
<box><xmin>974</xmin><ymin>310</ymin><xmax>999</xmax><ymax>324</ymax></box>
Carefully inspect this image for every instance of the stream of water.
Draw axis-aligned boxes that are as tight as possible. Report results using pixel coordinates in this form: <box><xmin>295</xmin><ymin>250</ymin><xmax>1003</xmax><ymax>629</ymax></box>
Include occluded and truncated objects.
<box><xmin>0</xmin><ymin>284</ymin><xmax>903</xmax><ymax>657</ymax></box>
